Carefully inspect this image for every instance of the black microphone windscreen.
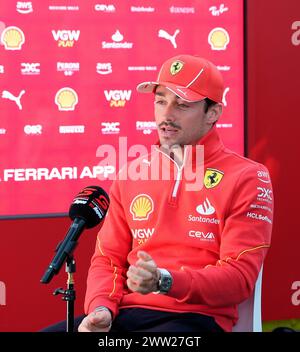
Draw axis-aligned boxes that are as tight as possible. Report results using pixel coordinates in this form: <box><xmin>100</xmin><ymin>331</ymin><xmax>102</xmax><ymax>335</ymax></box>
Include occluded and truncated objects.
<box><xmin>69</xmin><ymin>185</ymin><xmax>110</xmax><ymax>228</ymax></box>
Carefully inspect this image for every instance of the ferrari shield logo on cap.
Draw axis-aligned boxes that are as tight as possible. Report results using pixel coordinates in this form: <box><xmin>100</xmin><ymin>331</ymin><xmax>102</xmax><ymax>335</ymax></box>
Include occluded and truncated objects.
<box><xmin>204</xmin><ymin>168</ymin><xmax>224</xmax><ymax>189</ymax></box>
<box><xmin>170</xmin><ymin>60</ymin><xmax>184</xmax><ymax>75</ymax></box>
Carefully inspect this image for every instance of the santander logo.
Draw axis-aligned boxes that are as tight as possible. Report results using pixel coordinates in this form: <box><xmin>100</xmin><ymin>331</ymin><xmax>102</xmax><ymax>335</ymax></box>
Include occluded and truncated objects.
<box><xmin>196</xmin><ymin>197</ymin><xmax>215</xmax><ymax>215</ymax></box>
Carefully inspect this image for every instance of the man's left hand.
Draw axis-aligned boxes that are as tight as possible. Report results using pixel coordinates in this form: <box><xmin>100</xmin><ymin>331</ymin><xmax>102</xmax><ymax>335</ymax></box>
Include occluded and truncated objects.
<box><xmin>126</xmin><ymin>251</ymin><xmax>160</xmax><ymax>294</ymax></box>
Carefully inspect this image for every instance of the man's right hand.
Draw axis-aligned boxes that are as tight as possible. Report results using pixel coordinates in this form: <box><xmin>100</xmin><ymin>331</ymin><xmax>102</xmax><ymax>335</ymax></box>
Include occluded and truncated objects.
<box><xmin>78</xmin><ymin>309</ymin><xmax>112</xmax><ymax>332</ymax></box>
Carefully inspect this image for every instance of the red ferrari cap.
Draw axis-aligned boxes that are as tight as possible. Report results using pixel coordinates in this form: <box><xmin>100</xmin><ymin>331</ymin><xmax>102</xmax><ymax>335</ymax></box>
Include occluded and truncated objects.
<box><xmin>137</xmin><ymin>54</ymin><xmax>224</xmax><ymax>103</ymax></box>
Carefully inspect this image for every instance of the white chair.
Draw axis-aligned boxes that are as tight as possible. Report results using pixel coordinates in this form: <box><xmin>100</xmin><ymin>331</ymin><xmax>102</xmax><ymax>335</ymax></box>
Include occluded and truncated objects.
<box><xmin>232</xmin><ymin>267</ymin><xmax>263</xmax><ymax>332</ymax></box>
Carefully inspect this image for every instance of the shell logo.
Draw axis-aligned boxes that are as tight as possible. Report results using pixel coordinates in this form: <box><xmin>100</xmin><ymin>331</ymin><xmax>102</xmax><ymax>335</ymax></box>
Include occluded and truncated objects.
<box><xmin>208</xmin><ymin>27</ymin><xmax>229</xmax><ymax>50</ymax></box>
<box><xmin>55</xmin><ymin>87</ymin><xmax>78</xmax><ymax>111</ymax></box>
<box><xmin>1</xmin><ymin>26</ymin><xmax>25</xmax><ymax>50</ymax></box>
<box><xmin>130</xmin><ymin>194</ymin><xmax>154</xmax><ymax>221</ymax></box>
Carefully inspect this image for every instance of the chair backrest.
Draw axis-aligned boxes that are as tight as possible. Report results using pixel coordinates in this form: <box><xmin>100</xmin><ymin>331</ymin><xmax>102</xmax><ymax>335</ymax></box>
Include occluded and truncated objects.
<box><xmin>232</xmin><ymin>267</ymin><xmax>263</xmax><ymax>332</ymax></box>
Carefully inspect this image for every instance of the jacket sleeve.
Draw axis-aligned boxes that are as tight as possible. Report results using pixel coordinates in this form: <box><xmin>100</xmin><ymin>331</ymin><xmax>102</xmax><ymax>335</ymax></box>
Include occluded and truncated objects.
<box><xmin>168</xmin><ymin>164</ymin><xmax>273</xmax><ymax>307</ymax></box>
<box><xmin>84</xmin><ymin>179</ymin><xmax>132</xmax><ymax>317</ymax></box>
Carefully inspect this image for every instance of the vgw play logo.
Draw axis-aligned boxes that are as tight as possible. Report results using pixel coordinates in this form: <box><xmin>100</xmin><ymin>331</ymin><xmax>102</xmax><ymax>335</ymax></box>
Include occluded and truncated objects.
<box><xmin>104</xmin><ymin>90</ymin><xmax>132</xmax><ymax>107</ymax></box>
<box><xmin>52</xmin><ymin>30</ymin><xmax>80</xmax><ymax>47</ymax></box>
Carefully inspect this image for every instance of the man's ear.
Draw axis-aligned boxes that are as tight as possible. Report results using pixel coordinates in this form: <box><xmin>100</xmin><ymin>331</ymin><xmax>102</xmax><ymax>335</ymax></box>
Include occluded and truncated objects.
<box><xmin>206</xmin><ymin>103</ymin><xmax>223</xmax><ymax>124</ymax></box>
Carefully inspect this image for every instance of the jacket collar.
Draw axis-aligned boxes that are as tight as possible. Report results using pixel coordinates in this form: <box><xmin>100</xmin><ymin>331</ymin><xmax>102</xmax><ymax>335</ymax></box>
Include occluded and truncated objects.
<box><xmin>195</xmin><ymin>125</ymin><xmax>224</xmax><ymax>162</ymax></box>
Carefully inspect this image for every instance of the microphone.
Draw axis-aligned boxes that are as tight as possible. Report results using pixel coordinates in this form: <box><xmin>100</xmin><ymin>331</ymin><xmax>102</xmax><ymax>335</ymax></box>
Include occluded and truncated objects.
<box><xmin>40</xmin><ymin>185</ymin><xmax>110</xmax><ymax>284</ymax></box>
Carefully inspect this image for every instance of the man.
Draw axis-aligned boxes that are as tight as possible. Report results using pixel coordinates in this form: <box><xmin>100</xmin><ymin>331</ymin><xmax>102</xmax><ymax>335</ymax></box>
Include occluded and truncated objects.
<box><xmin>78</xmin><ymin>54</ymin><xmax>273</xmax><ymax>332</ymax></box>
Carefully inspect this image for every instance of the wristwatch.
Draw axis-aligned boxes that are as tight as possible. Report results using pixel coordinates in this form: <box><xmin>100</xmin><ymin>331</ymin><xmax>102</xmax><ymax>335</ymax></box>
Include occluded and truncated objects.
<box><xmin>155</xmin><ymin>268</ymin><xmax>173</xmax><ymax>294</ymax></box>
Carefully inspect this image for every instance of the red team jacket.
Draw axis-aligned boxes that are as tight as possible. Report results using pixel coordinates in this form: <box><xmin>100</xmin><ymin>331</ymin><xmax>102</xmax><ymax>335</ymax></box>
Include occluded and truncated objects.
<box><xmin>84</xmin><ymin>126</ymin><xmax>273</xmax><ymax>331</ymax></box>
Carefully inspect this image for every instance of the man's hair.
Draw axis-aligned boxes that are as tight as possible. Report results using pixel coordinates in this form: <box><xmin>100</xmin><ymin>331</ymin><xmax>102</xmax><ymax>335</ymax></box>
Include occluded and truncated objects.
<box><xmin>204</xmin><ymin>98</ymin><xmax>217</xmax><ymax>113</ymax></box>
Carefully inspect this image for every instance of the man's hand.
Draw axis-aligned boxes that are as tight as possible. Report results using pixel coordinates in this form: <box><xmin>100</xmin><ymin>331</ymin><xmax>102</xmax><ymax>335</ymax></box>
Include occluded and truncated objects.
<box><xmin>126</xmin><ymin>250</ymin><xmax>160</xmax><ymax>294</ymax></box>
<box><xmin>78</xmin><ymin>309</ymin><xmax>112</xmax><ymax>332</ymax></box>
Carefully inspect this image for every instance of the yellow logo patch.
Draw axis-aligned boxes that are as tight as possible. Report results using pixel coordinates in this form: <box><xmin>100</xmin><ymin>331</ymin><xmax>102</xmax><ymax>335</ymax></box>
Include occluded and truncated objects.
<box><xmin>204</xmin><ymin>168</ymin><xmax>224</xmax><ymax>189</ymax></box>
<box><xmin>170</xmin><ymin>60</ymin><xmax>184</xmax><ymax>75</ymax></box>
<box><xmin>130</xmin><ymin>194</ymin><xmax>154</xmax><ymax>221</ymax></box>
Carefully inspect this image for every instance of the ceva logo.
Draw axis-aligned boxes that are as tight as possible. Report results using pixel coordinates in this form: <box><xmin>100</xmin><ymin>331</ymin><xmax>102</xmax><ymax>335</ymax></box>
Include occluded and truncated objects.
<box><xmin>189</xmin><ymin>230</ymin><xmax>215</xmax><ymax>242</ymax></box>
<box><xmin>0</xmin><ymin>281</ymin><xmax>6</xmax><ymax>305</ymax></box>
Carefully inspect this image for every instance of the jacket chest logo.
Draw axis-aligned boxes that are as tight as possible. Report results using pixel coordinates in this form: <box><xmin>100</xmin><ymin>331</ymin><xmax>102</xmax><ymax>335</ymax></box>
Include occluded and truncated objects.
<box><xmin>204</xmin><ymin>168</ymin><xmax>224</xmax><ymax>189</ymax></box>
<box><xmin>196</xmin><ymin>197</ymin><xmax>215</xmax><ymax>215</ymax></box>
<box><xmin>130</xmin><ymin>194</ymin><xmax>154</xmax><ymax>221</ymax></box>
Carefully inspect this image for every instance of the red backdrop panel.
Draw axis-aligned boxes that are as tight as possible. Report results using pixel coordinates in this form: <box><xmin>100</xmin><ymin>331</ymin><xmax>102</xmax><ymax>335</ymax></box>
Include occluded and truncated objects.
<box><xmin>247</xmin><ymin>0</ymin><xmax>300</xmax><ymax>321</ymax></box>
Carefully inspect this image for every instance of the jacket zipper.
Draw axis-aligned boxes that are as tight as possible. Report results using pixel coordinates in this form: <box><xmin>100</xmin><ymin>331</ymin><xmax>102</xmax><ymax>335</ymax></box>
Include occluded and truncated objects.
<box><xmin>156</xmin><ymin>147</ymin><xmax>187</xmax><ymax>203</ymax></box>
<box><xmin>172</xmin><ymin>167</ymin><xmax>182</xmax><ymax>198</ymax></box>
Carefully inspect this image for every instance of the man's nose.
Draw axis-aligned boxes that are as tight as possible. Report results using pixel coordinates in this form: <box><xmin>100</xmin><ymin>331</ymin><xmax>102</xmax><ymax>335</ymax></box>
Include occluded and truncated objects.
<box><xmin>162</xmin><ymin>103</ymin><xmax>176</xmax><ymax>121</ymax></box>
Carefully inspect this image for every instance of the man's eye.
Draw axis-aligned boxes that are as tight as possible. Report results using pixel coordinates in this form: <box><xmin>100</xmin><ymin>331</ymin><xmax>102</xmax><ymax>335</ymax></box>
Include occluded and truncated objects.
<box><xmin>155</xmin><ymin>100</ymin><xmax>165</xmax><ymax>105</ymax></box>
<box><xmin>177</xmin><ymin>103</ymin><xmax>189</xmax><ymax>109</ymax></box>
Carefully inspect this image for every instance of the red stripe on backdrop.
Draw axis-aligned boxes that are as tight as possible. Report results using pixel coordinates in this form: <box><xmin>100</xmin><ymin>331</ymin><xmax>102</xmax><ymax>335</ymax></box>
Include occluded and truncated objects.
<box><xmin>246</xmin><ymin>0</ymin><xmax>300</xmax><ymax>321</ymax></box>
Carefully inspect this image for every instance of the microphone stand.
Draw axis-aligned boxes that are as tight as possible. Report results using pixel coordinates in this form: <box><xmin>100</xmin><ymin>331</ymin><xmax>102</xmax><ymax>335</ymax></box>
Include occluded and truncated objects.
<box><xmin>53</xmin><ymin>256</ymin><xmax>76</xmax><ymax>332</ymax></box>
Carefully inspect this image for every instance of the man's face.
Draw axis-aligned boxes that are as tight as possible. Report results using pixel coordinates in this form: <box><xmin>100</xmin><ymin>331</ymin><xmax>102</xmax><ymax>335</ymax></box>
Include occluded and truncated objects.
<box><xmin>154</xmin><ymin>85</ymin><xmax>212</xmax><ymax>148</ymax></box>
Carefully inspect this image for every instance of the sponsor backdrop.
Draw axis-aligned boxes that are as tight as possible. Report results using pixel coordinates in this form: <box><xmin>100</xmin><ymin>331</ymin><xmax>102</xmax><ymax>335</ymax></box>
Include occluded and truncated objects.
<box><xmin>0</xmin><ymin>0</ymin><xmax>243</xmax><ymax>218</ymax></box>
<box><xmin>3</xmin><ymin>0</ymin><xmax>299</xmax><ymax>332</ymax></box>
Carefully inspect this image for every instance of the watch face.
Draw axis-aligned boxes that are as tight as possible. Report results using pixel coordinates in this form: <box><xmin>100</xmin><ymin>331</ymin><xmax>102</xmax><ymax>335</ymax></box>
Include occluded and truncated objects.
<box><xmin>158</xmin><ymin>269</ymin><xmax>173</xmax><ymax>293</ymax></box>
